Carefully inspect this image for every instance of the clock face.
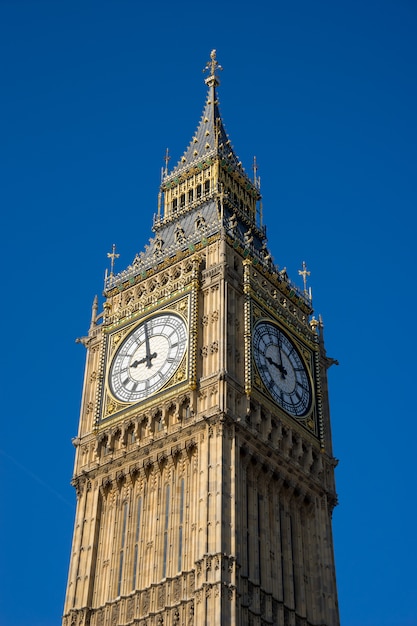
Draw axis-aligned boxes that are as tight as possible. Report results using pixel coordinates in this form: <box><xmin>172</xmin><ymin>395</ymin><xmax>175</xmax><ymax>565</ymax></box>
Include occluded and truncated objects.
<box><xmin>109</xmin><ymin>312</ymin><xmax>187</xmax><ymax>403</ymax></box>
<box><xmin>253</xmin><ymin>321</ymin><xmax>312</xmax><ymax>417</ymax></box>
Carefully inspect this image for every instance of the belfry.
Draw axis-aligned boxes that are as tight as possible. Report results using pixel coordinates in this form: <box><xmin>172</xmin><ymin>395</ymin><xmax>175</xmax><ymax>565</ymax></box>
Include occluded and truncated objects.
<box><xmin>63</xmin><ymin>50</ymin><xmax>340</xmax><ymax>626</ymax></box>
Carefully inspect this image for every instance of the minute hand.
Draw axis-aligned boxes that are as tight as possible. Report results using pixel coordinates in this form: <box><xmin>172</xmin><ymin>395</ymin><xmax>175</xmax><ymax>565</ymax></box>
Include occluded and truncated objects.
<box><xmin>144</xmin><ymin>323</ymin><xmax>156</xmax><ymax>368</ymax></box>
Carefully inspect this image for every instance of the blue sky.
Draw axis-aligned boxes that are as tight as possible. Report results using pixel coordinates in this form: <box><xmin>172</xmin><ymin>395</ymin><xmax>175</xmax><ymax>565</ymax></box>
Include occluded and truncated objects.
<box><xmin>1</xmin><ymin>2</ymin><xmax>416</xmax><ymax>625</ymax></box>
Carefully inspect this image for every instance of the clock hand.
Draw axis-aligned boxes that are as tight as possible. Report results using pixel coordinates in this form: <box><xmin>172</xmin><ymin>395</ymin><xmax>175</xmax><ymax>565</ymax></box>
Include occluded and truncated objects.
<box><xmin>276</xmin><ymin>336</ymin><xmax>287</xmax><ymax>378</ymax></box>
<box><xmin>277</xmin><ymin>336</ymin><xmax>284</xmax><ymax>366</ymax></box>
<box><xmin>266</xmin><ymin>355</ymin><xmax>287</xmax><ymax>379</ymax></box>
<box><xmin>130</xmin><ymin>323</ymin><xmax>158</xmax><ymax>369</ymax></box>
<box><xmin>266</xmin><ymin>355</ymin><xmax>279</xmax><ymax>368</ymax></box>
<box><xmin>131</xmin><ymin>353</ymin><xmax>157</xmax><ymax>368</ymax></box>
<box><xmin>143</xmin><ymin>322</ymin><xmax>157</xmax><ymax>368</ymax></box>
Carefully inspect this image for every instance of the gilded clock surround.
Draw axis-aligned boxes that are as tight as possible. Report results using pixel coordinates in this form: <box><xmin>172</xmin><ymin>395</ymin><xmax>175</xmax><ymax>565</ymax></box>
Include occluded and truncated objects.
<box><xmin>87</xmin><ymin>256</ymin><xmax>201</xmax><ymax>427</ymax></box>
<box><xmin>252</xmin><ymin>317</ymin><xmax>314</xmax><ymax>414</ymax></box>
<box><xmin>63</xmin><ymin>51</ymin><xmax>339</xmax><ymax>626</ymax></box>
<box><xmin>103</xmin><ymin>295</ymin><xmax>191</xmax><ymax>419</ymax></box>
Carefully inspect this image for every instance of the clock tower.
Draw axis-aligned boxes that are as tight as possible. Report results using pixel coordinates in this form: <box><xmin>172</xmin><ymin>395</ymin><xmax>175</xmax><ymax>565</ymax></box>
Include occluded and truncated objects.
<box><xmin>63</xmin><ymin>51</ymin><xmax>340</xmax><ymax>626</ymax></box>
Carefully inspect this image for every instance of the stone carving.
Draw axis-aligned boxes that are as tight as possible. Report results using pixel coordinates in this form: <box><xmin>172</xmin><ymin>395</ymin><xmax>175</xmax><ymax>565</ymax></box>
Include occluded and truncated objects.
<box><xmin>127</xmin><ymin>596</ymin><xmax>134</xmax><ymax>621</ymax></box>
<box><xmin>111</xmin><ymin>602</ymin><xmax>119</xmax><ymax>626</ymax></box>
<box><xmin>173</xmin><ymin>577</ymin><xmax>181</xmax><ymax>601</ymax></box>
<box><xmin>188</xmin><ymin>601</ymin><xmax>194</xmax><ymax>625</ymax></box>
<box><xmin>142</xmin><ymin>589</ymin><xmax>150</xmax><ymax>614</ymax></box>
<box><xmin>157</xmin><ymin>584</ymin><xmax>166</xmax><ymax>609</ymax></box>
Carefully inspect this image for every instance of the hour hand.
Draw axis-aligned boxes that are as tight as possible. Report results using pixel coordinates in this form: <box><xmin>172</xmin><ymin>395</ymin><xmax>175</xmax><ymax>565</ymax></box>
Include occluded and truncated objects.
<box><xmin>266</xmin><ymin>355</ymin><xmax>280</xmax><ymax>369</ymax></box>
<box><xmin>131</xmin><ymin>357</ymin><xmax>145</xmax><ymax>368</ymax></box>
<box><xmin>131</xmin><ymin>353</ymin><xmax>157</xmax><ymax>368</ymax></box>
<box><xmin>266</xmin><ymin>356</ymin><xmax>287</xmax><ymax>379</ymax></box>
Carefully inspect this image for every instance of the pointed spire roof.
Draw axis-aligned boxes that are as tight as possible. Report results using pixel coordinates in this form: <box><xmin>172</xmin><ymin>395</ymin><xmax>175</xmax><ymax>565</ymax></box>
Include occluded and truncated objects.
<box><xmin>164</xmin><ymin>50</ymin><xmax>247</xmax><ymax>181</ymax></box>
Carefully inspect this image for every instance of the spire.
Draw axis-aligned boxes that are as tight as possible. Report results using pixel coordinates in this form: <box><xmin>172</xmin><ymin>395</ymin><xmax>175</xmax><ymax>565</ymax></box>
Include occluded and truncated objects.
<box><xmin>164</xmin><ymin>50</ymin><xmax>245</xmax><ymax>180</ymax></box>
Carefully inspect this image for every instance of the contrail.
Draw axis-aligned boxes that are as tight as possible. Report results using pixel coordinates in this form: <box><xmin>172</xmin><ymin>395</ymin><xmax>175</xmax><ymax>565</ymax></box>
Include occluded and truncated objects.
<box><xmin>0</xmin><ymin>448</ymin><xmax>74</xmax><ymax>508</ymax></box>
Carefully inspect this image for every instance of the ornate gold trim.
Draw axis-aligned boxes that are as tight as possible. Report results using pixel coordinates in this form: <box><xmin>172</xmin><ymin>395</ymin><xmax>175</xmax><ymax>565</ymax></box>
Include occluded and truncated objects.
<box><xmin>249</xmin><ymin>298</ymin><xmax>319</xmax><ymax>436</ymax></box>
<box><xmin>99</xmin><ymin>294</ymin><xmax>193</xmax><ymax>425</ymax></box>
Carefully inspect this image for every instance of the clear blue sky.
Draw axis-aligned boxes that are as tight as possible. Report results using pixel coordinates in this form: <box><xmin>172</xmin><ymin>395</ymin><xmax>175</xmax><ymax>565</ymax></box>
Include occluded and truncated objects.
<box><xmin>1</xmin><ymin>2</ymin><xmax>416</xmax><ymax>625</ymax></box>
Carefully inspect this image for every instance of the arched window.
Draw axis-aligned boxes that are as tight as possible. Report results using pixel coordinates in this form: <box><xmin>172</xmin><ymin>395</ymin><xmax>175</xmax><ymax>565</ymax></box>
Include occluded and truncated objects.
<box><xmin>132</xmin><ymin>497</ymin><xmax>142</xmax><ymax>590</ymax></box>
<box><xmin>101</xmin><ymin>436</ymin><xmax>110</xmax><ymax>457</ymax></box>
<box><xmin>195</xmin><ymin>215</ymin><xmax>206</xmax><ymax>232</ymax></box>
<box><xmin>162</xmin><ymin>484</ymin><xmax>170</xmax><ymax>578</ymax></box>
<box><xmin>127</xmin><ymin>426</ymin><xmax>135</xmax><ymax>445</ymax></box>
<box><xmin>117</xmin><ymin>502</ymin><xmax>128</xmax><ymax>596</ymax></box>
<box><xmin>178</xmin><ymin>478</ymin><xmax>185</xmax><ymax>572</ymax></box>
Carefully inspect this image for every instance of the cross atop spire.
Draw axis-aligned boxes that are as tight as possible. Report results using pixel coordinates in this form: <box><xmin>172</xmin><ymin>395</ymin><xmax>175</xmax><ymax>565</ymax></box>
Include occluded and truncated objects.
<box><xmin>203</xmin><ymin>49</ymin><xmax>223</xmax><ymax>87</ymax></box>
<box><xmin>298</xmin><ymin>261</ymin><xmax>311</xmax><ymax>296</ymax></box>
<box><xmin>107</xmin><ymin>243</ymin><xmax>120</xmax><ymax>276</ymax></box>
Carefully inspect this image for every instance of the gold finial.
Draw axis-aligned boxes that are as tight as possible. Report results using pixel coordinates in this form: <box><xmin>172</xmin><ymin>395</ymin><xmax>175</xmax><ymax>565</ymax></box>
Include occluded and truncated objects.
<box><xmin>298</xmin><ymin>261</ymin><xmax>311</xmax><ymax>296</ymax></box>
<box><xmin>203</xmin><ymin>49</ymin><xmax>223</xmax><ymax>87</ymax></box>
<box><xmin>107</xmin><ymin>244</ymin><xmax>120</xmax><ymax>276</ymax></box>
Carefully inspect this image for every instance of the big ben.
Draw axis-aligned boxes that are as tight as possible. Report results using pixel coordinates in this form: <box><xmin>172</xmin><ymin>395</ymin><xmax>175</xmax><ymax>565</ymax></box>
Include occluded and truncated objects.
<box><xmin>63</xmin><ymin>50</ymin><xmax>340</xmax><ymax>626</ymax></box>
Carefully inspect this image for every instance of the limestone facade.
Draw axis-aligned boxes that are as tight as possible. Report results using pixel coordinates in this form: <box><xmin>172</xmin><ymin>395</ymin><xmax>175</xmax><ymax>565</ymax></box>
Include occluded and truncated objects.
<box><xmin>63</xmin><ymin>51</ymin><xmax>339</xmax><ymax>626</ymax></box>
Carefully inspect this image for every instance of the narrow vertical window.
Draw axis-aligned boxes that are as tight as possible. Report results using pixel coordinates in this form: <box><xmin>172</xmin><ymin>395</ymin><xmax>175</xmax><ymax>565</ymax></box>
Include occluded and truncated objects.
<box><xmin>178</xmin><ymin>478</ymin><xmax>185</xmax><ymax>572</ymax></box>
<box><xmin>257</xmin><ymin>493</ymin><xmax>262</xmax><ymax>585</ymax></box>
<box><xmin>246</xmin><ymin>480</ymin><xmax>250</xmax><ymax>576</ymax></box>
<box><xmin>204</xmin><ymin>179</ymin><xmax>210</xmax><ymax>195</ymax></box>
<box><xmin>162</xmin><ymin>484</ymin><xmax>170</xmax><ymax>578</ymax></box>
<box><xmin>289</xmin><ymin>513</ymin><xmax>297</xmax><ymax>608</ymax></box>
<box><xmin>117</xmin><ymin>502</ymin><xmax>128</xmax><ymax>596</ymax></box>
<box><xmin>132</xmin><ymin>497</ymin><xmax>142</xmax><ymax>590</ymax></box>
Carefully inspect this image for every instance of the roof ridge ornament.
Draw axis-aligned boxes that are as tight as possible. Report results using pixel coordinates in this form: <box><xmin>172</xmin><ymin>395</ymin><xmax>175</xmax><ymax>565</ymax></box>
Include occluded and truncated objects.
<box><xmin>203</xmin><ymin>49</ymin><xmax>223</xmax><ymax>87</ymax></box>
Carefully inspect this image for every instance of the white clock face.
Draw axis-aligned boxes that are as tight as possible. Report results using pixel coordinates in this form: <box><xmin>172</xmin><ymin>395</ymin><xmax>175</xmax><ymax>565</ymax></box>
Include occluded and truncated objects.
<box><xmin>109</xmin><ymin>313</ymin><xmax>187</xmax><ymax>403</ymax></box>
<box><xmin>253</xmin><ymin>321</ymin><xmax>312</xmax><ymax>417</ymax></box>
